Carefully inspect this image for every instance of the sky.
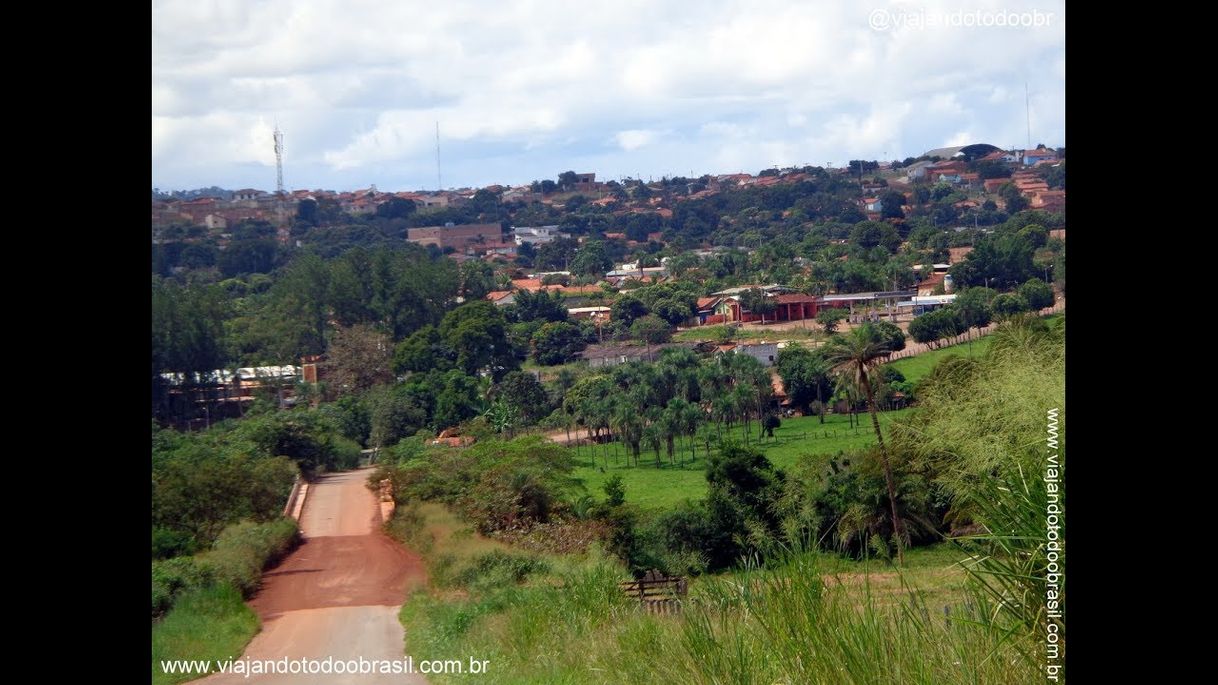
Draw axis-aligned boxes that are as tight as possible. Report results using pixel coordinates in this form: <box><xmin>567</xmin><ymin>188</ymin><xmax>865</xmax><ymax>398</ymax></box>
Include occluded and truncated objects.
<box><xmin>152</xmin><ymin>0</ymin><xmax>1065</xmax><ymax>193</ymax></box>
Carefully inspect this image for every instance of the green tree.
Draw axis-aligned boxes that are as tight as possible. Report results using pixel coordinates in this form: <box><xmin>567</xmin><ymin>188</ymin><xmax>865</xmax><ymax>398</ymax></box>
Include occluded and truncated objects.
<box><xmin>367</xmin><ymin>385</ymin><xmax>428</xmax><ymax>448</ymax></box>
<box><xmin>218</xmin><ymin>239</ymin><xmax>279</xmax><ymax>278</ymax></box>
<box><xmin>328</xmin><ymin>251</ymin><xmax>374</xmax><ymax>326</ymax></box>
<box><xmin>739</xmin><ymin>288</ymin><xmax>777</xmax><ymax>324</ymax></box>
<box><xmin>992</xmin><ymin>292</ymin><xmax>1030</xmax><ymax>319</ymax></box>
<box><xmin>879</xmin><ymin>191</ymin><xmax>906</xmax><ymax>220</ymax></box>
<box><xmin>507</xmin><ymin>289</ymin><xmax>568</xmax><ymax>324</ymax></box>
<box><xmin>651</xmin><ymin>297</ymin><xmax>694</xmax><ymax>326</ymax></box>
<box><xmin>375</xmin><ymin>197</ymin><xmax>417</xmax><ymax>219</ymax></box>
<box><xmin>850</xmin><ymin>221</ymin><xmax>901</xmax><ymax>252</ymax></box>
<box><xmin>908</xmin><ymin>308</ymin><xmax>965</xmax><ymax>346</ymax></box>
<box><xmin>557</xmin><ymin>170</ymin><xmax>579</xmax><ymax>191</ymax></box>
<box><xmin>775</xmin><ymin>346</ymin><xmax>832</xmax><ymax>421</ymax></box>
<box><xmin>610</xmin><ymin>294</ymin><xmax>648</xmax><ymax>326</ymax></box>
<box><xmin>392</xmin><ymin>325</ymin><xmax>450</xmax><ymax>375</ymax></box>
<box><xmin>705</xmin><ymin>441</ymin><xmax>784</xmax><ymax>535</ymax></box>
<box><xmin>491</xmin><ymin>371</ymin><xmax>550</xmax><ymax>425</ymax></box>
<box><xmin>433</xmin><ymin>370</ymin><xmax>484</xmax><ymax>431</ymax></box>
<box><xmin>483</xmin><ymin>398</ymin><xmax>520</xmax><ymax>436</ymax></box>
<box><xmin>1000</xmin><ymin>183</ymin><xmax>1029</xmax><ymax>213</ymax></box>
<box><xmin>953</xmin><ymin>287</ymin><xmax>996</xmax><ymax>331</ymax></box>
<box><xmin>872</xmin><ymin>320</ymin><xmax>906</xmax><ymax>351</ymax></box>
<box><xmin>824</xmin><ymin>323</ymin><xmax>906</xmax><ymax>563</ymax></box>
<box><xmin>530</xmin><ymin>321</ymin><xmax>587</xmax><ymax>366</ymax></box>
<box><xmin>439</xmin><ymin>301</ymin><xmax>518</xmax><ymax>379</ymax></box>
<box><xmin>631</xmin><ymin>314</ymin><xmax>672</xmax><ymax>360</ymax></box>
<box><xmin>816</xmin><ymin>308</ymin><xmax>847</xmax><ymax>333</ymax></box>
<box><xmin>571</xmin><ymin>240</ymin><xmax>613</xmax><ymax>277</ymax></box>
<box><xmin>458</xmin><ymin>261</ymin><xmax>495</xmax><ymax>301</ymax></box>
<box><xmin>603</xmin><ymin>474</ymin><xmax>626</xmax><ymax>507</ymax></box>
<box><xmin>1018</xmin><ymin>278</ymin><xmax>1055</xmax><ymax>310</ymax></box>
<box><xmin>273</xmin><ymin>253</ymin><xmax>332</xmax><ymax>356</ymax></box>
<box><xmin>151</xmin><ymin>279</ymin><xmax>230</xmax><ymax>421</ymax></box>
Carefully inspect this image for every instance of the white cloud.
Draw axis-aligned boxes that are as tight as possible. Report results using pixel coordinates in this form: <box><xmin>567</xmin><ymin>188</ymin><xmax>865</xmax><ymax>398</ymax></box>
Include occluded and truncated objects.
<box><xmin>614</xmin><ymin>129</ymin><xmax>661</xmax><ymax>151</ymax></box>
<box><xmin>152</xmin><ymin>0</ymin><xmax>1065</xmax><ymax>190</ymax></box>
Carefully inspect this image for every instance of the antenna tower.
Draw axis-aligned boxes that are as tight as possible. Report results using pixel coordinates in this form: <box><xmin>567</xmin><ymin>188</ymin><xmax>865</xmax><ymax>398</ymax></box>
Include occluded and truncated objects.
<box><xmin>435</xmin><ymin>122</ymin><xmax>442</xmax><ymax>191</ymax></box>
<box><xmin>1024</xmin><ymin>82</ymin><xmax>1032</xmax><ymax>150</ymax></box>
<box><xmin>273</xmin><ymin>125</ymin><xmax>287</xmax><ymax>229</ymax></box>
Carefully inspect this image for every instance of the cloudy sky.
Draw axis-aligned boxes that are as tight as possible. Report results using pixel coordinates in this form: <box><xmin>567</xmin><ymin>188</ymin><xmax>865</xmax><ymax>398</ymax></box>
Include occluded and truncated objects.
<box><xmin>152</xmin><ymin>0</ymin><xmax>1065</xmax><ymax>193</ymax></box>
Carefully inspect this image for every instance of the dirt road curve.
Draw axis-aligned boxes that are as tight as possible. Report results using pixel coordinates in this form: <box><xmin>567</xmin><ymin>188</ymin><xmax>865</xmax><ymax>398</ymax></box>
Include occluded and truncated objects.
<box><xmin>200</xmin><ymin>468</ymin><xmax>428</xmax><ymax>685</ymax></box>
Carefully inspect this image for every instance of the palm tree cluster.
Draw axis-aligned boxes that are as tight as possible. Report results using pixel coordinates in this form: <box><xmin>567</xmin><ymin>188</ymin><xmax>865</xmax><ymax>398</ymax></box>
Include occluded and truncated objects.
<box><xmin>563</xmin><ymin>348</ymin><xmax>776</xmax><ymax>469</ymax></box>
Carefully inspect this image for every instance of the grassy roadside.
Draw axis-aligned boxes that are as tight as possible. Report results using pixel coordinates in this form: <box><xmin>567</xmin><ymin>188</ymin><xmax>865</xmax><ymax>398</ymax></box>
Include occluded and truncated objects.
<box><xmin>151</xmin><ymin>518</ymin><xmax>299</xmax><ymax>684</ymax></box>
<box><xmin>150</xmin><ymin>585</ymin><xmax>258</xmax><ymax>685</ymax></box>
<box><xmin>391</xmin><ymin>501</ymin><xmax>1024</xmax><ymax>684</ymax></box>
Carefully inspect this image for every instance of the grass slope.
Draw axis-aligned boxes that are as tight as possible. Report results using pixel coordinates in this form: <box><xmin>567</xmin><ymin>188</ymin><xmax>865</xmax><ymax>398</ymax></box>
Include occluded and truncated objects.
<box><xmin>889</xmin><ymin>336</ymin><xmax>992</xmax><ymax>385</ymax></box>
<box><xmin>396</xmin><ymin>502</ymin><xmax>1020</xmax><ymax>685</ymax></box>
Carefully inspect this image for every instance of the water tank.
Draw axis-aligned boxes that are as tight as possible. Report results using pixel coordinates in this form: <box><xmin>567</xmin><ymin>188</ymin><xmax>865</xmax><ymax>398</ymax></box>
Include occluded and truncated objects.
<box><xmin>943</xmin><ymin>274</ymin><xmax>955</xmax><ymax>293</ymax></box>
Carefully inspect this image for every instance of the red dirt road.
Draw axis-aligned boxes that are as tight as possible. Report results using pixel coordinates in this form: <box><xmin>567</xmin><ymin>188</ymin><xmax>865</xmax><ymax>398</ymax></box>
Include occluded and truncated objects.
<box><xmin>200</xmin><ymin>468</ymin><xmax>429</xmax><ymax>685</ymax></box>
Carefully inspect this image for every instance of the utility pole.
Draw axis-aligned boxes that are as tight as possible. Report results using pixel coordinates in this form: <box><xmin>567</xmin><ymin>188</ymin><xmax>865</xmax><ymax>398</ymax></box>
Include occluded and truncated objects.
<box><xmin>1025</xmin><ymin>81</ymin><xmax>1032</xmax><ymax>151</ymax></box>
<box><xmin>435</xmin><ymin>121</ymin><xmax>442</xmax><ymax>191</ymax></box>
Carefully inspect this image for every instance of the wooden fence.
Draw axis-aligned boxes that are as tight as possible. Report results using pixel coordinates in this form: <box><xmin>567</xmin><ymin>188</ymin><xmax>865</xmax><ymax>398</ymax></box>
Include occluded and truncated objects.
<box><xmin>619</xmin><ymin>570</ymin><xmax>688</xmax><ymax>615</ymax></box>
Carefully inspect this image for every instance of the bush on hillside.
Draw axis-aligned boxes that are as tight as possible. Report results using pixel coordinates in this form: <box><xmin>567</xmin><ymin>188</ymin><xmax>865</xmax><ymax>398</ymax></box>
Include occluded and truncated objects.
<box><xmin>202</xmin><ymin>518</ymin><xmax>300</xmax><ymax>597</ymax></box>
<box><xmin>152</xmin><ymin>517</ymin><xmax>299</xmax><ymax>618</ymax></box>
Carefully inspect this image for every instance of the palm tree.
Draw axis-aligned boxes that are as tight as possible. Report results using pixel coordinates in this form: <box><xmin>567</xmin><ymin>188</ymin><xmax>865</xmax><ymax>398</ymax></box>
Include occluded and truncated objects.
<box><xmin>824</xmin><ymin>323</ymin><xmax>906</xmax><ymax>563</ymax></box>
<box><xmin>806</xmin><ymin>353</ymin><xmax>831</xmax><ymax>424</ymax></box>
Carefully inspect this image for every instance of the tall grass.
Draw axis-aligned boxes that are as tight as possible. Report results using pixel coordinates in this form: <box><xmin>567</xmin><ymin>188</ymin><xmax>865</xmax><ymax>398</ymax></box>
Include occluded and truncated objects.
<box><xmin>397</xmin><ymin>501</ymin><xmax>1030</xmax><ymax>684</ymax></box>
<box><xmin>954</xmin><ymin>464</ymin><xmax>1063</xmax><ymax>668</ymax></box>
<box><xmin>402</xmin><ymin>545</ymin><xmax>1036</xmax><ymax>684</ymax></box>
<box><xmin>664</xmin><ymin>553</ymin><xmax>1038</xmax><ymax>684</ymax></box>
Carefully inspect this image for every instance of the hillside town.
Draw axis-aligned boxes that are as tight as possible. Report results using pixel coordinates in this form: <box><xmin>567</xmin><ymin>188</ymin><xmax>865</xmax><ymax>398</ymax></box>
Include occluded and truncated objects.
<box><xmin>154</xmin><ymin>142</ymin><xmax>1063</xmax><ymax>391</ymax></box>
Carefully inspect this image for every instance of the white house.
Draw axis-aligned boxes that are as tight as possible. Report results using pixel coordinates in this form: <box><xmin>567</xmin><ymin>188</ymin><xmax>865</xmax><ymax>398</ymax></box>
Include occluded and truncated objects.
<box><xmin>904</xmin><ymin>160</ymin><xmax>934</xmax><ymax>181</ymax></box>
<box><xmin>513</xmin><ymin>225</ymin><xmax>568</xmax><ymax>245</ymax></box>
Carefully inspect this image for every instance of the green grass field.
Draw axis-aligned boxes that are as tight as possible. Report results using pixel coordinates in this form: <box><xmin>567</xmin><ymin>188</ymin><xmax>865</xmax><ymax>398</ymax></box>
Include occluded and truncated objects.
<box><xmin>888</xmin><ymin>336</ymin><xmax>992</xmax><ymax>385</ymax></box>
<box><xmin>571</xmin><ymin>410</ymin><xmax>914</xmax><ymax>510</ymax></box>
<box><xmin>888</xmin><ymin>311</ymin><xmax>1062</xmax><ymax>385</ymax></box>
<box><xmin>151</xmin><ymin>585</ymin><xmax>259</xmax><ymax>685</ymax></box>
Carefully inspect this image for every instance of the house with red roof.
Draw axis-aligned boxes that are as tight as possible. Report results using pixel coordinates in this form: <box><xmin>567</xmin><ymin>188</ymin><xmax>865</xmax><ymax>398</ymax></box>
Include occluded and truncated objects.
<box><xmin>486</xmin><ymin>291</ymin><xmax>516</xmax><ymax>306</ymax></box>
<box><xmin>917</xmin><ymin>273</ymin><xmax>946</xmax><ymax>296</ymax></box>
<box><xmin>510</xmin><ymin>278</ymin><xmax>544</xmax><ymax>292</ymax></box>
<box><xmin>1029</xmin><ymin>190</ymin><xmax>1065</xmax><ymax>213</ymax></box>
<box><xmin>1022</xmin><ymin>148</ymin><xmax>1058</xmax><ymax>166</ymax></box>
<box><xmin>983</xmin><ymin>178</ymin><xmax>1008</xmax><ymax>193</ymax></box>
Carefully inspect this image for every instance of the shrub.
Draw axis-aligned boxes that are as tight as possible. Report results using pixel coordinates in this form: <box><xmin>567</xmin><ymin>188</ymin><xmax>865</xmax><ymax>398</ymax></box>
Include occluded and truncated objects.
<box><xmin>154</xmin><ymin>517</ymin><xmax>299</xmax><ymax>618</ymax></box>
<box><xmin>151</xmin><ymin>450</ymin><xmax>297</xmax><ymax>551</ymax></box>
<box><xmin>201</xmin><ymin>518</ymin><xmax>300</xmax><ymax>597</ymax></box>
<box><xmin>602</xmin><ymin>474</ymin><xmax>626</xmax><ymax>507</ymax></box>
<box><xmin>450</xmin><ymin>550</ymin><xmax>550</xmax><ymax>591</ymax></box>
<box><xmin>152</xmin><ymin>527</ymin><xmax>198</xmax><ymax>560</ymax></box>
<box><xmin>1018</xmin><ymin>278</ymin><xmax>1055</xmax><ymax>310</ymax></box>
<box><xmin>152</xmin><ymin>556</ymin><xmax>214</xmax><ymax>618</ymax></box>
<box><xmin>414</xmin><ymin>437</ymin><xmax>582</xmax><ymax>535</ymax></box>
